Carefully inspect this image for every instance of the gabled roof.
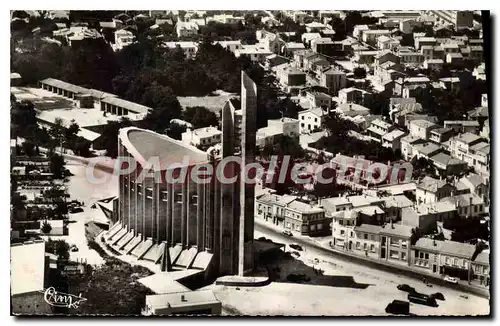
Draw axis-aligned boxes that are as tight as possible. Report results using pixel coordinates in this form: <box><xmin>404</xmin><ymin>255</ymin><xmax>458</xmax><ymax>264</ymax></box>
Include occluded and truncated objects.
<box><xmin>417</xmin><ymin>176</ymin><xmax>450</xmax><ymax>193</ymax></box>
<box><xmin>414</xmin><ymin>238</ymin><xmax>476</xmax><ymax>258</ymax></box>
<box><xmin>379</xmin><ymin>223</ymin><xmax>413</xmax><ymax>238</ymax></box>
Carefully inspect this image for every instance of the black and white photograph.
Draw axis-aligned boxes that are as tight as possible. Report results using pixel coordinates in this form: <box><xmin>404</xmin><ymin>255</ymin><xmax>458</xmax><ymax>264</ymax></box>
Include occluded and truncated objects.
<box><xmin>9</xmin><ymin>8</ymin><xmax>491</xmax><ymax>316</ymax></box>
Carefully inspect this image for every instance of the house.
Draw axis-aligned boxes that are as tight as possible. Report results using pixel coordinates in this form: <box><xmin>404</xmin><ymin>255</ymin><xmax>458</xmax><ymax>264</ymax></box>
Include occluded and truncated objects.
<box><xmin>256</xmin><ymin>193</ymin><xmax>297</xmax><ymax>225</ymax></box>
<box><xmin>353</xmin><ymin>51</ymin><xmax>378</xmax><ymax>65</ymax></box>
<box><xmin>353</xmin><ymin>25</ymin><xmax>370</xmax><ymax>39</ymax></box>
<box><xmin>402</xmin><ymin>201</ymin><xmax>455</xmax><ymax>232</ymax></box>
<box><xmin>412</xmin><ymin>142</ymin><xmax>442</xmax><ymax>160</ymax></box>
<box><xmin>181</xmin><ymin>126</ymin><xmax>221</xmax><ymax>149</ymax></box>
<box><xmin>443</xmin><ymin>121</ymin><xmax>480</xmax><ymax>134</ymax></box>
<box><xmin>256</xmin><ymin>118</ymin><xmax>299</xmax><ymax>147</ymax></box>
<box><xmin>440</xmin><ymin>193</ymin><xmax>485</xmax><ymax>218</ymax></box>
<box><xmin>256</xmin><ymin>30</ymin><xmax>285</xmax><ymax>54</ymax></box>
<box><xmin>439</xmin><ymin>77</ymin><xmax>461</xmax><ymax>93</ymax></box>
<box><xmin>382</xmin><ymin>129</ymin><xmax>406</xmax><ymax>151</ymax></box>
<box><xmin>423</xmin><ymin>58</ymin><xmax>444</xmax><ymax>71</ymax></box>
<box><xmin>398</xmin><ymin>47</ymin><xmax>424</xmax><ymax>65</ymax></box>
<box><xmin>331</xmin><ymin>210</ymin><xmax>358</xmax><ymax>251</ymax></box>
<box><xmin>416</xmin><ymin>176</ymin><xmax>456</xmax><ymax>204</ymax></box>
<box><xmin>428</xmin><ymin>152</ymin><xmax>468</xmax><ymax>176</ymax></box>
<box><xmin>114</xmin><ymin>29</ymin><xmax>135</xmax><ymax>51</ymax></box>
<box><xmin>336</xmin><ymin>103</ymin><xmax>370</xmax><ymax>117</ymax></box>
<box><xmin>310</xmin><ymin>37</ymin><xmax>335</xmax><ymax>56</ymax></box>
<box><xmin>415</xmin><ymin>36</ymin><xmax>437</xmax><ymax>50</ymax></box>
<box><xmin>352</xmin><ymin>224</ymin><xmax>383</xmax><ymax>259</ymax></box>
<box><xmin>409</xmin><ymin>119</ymin><xmax>439</xmax><ymax>141</ymax></box>
<box><xmin>175</xmin><ymin>21</ymin><xmax>199</xmax><ymax>38</ymax></box>
<box><xmin>283</xmin><ymin>42</ymin><xmax>306</xmax><ymax>57</ymax></box>
<box><xmin>308</xmin><ymin>56</ymin><xmax>331</xmax><ymax>74</ymax></box>
<box><xmin>411</xmin><ymin>238</ymin><xmax>476</xmax><ymax>278</ymax></box>
<box><xmin>375</xmin><ymin>50</ymin><xmax>400</xmax><ymax>66</ymax></box>
<box><xmin>261</xmin><ymin>16</ymin><xmax>280</xmax><ymax>28</ymax></box>
<box><xmin>338</xmin><ymin>87</ymin><xmax>373</xmax><ymax>107</ymax></box>
<box><xmin>446</xmin><ymin>52</ymin><xmax>464</xmax><ymax>65</ymax></box>
<box><xmin>390</xmin><ymin>102</ymin><xmax>423</xmax><ymax>126</ymax></box>
<box><xmin>275</xmin><ymin>65</ymin><xmax>306</xmax><ymax>93</ymax></box>
<box><xmin>394</xmin><ymin>76</ymin><xmax>430</xmax><ymax>97</ymax></box>
<box><xmin>214</xmin><ymin>40</ymin><xmax>242</xmax><ymax>54</ymax></box>
<box><xmin>400</xmin><ymin>135</ymin><xmax>426</xmax><ymax>160</ymax></box>
<box><xmin>367</xmin><ymin>119</ymin><xmax>394</xmax><ymax>142</ymax></box>
<box><xmin>319</xmin><ymin>67</ymin><xmax>346</xmax><ymax>95</ymax></box>
<box><xmin>362</xmin><ymin>30</ymin><xmax>391</xmax><ymax>45</ymax></box>
<box><xmin>165</xmin><ymin>42</ymin><xmax>198</xmax><ymax>59</ymax></box>
<box><xmin>383</xmin><ymin>195</ymin><xmax>414</xmax><ymax>221</ymax></box>
<box><xmin>429</xmin><ymin>127</ymin><xmax>455</xmax><ymax>144</ymax></box>
<box><xmin>265</xmin><ymin>54</ymin><xmax>290</xmax><ymax>70</ymax></box>
<box><xmin>305</xmin><ymin>21</ymin><xmax>328</xmax><ymax>33</ymax></box>
<box><xmin>379</xmin><ymin>222</ymin><xmax>413</xmax><ymax>266</ymax></box>
<box><xmin>449</xmin><ymin>133</ymin><xmax>488</xmax><ymax>169</ymax></box>
<box><xmin>235</xmin><ymin>45</ymin><xmax>273</xmax><ymax>63</ymax></box>
<box><xmin>471</xmin><ymin>251</ymin><xmax>490</xmax><ymax>286</ymax></box>
<box><xmin>467</xmin><ymin>106</ymin><xmax>489</xmax><ymax>127</ymax></box>
<box><xmin>306</xmin><ymin>91</ymin><xmax>332</xmax><ymax>109</ymax></box>
<box><xmin>298</xmin><ymin>108</ymin><xmax>325</xmax><ymax>133</ymax></box>
<box><xmin>301</xmin><ymin>33</ymin><xmax>322</xmax><ymax>47</ymax></box>
<box><xmin>459</xmin><ymin>173</ymin><xmax>489</xmax><ymax>204</ymax></box>
<box><xmin>377</xmin><ymin>35</ymin><xmax>400</xmax><ymax>50</ymax></box>
<box><xmin>320</xmin><ymin>196</ymin><xmax>353</xmax><ymax>215</ymax></box>
<box><xmin>285</xmin><ymin>200</ymin><xmax>329</xmax><ymax>236</ymax></box>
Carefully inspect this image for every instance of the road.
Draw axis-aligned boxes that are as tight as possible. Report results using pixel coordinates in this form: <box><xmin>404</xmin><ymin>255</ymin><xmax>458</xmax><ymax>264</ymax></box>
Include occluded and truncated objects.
<box><xmin>255</xmin><ymin>219</ymin><xmax>489</xmax><ymax>299</ymax></box>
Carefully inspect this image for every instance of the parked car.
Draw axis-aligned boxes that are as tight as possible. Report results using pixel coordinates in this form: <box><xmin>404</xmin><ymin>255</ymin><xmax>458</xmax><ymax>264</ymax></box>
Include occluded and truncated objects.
<box><xmin>397</xmin><ymin>284</ymin><xmax>416</xmax><ymax>293</ymax></box>
<box><xmin>408</xmin><ymin>293</ymin><xmax>438</xmax><ymax>307</ymax></box>
<box><xmin>289</xmin><ymin>244</ymin><xmax>303</xmax><ymax>251</ymax></box>
<box><xmin>444</xmin><ymin>276</ymin><xmax>459</xmax><ymax>284</ymax></box>
<box><xmin>69</xmin><ymin>207</ymin><xmax>84</xmax><ymax>214</ymax></box>
<box><xmin>431</xmin><ymin>292</ymin><xmax>445</xmax><ymax>301</ymax></box>
<box><xmin>385</xmin><ymin>300</ymin><xmax>410</xmax><ymax>315</ymax></box>
<box><xmin>70</xmin><ymin>245</ymin><xmax>79</xmax><ymax>252</ymax></box>
<box><xmin>290</xmin><ymin>251</ymin><xmax>300</xmax><ymax>258</ymax></box>
<box><xmin>282</xmin><ymin>230</ymin><xmax>293</xmax><ymax>237</ymax></box>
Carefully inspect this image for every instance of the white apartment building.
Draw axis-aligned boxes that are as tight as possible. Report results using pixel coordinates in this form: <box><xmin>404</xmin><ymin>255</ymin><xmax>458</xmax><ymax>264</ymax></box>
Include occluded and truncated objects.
<box><xmin>298</xmin><ymin>108</ymin><xmax>325</xmax><ymax>133</ymax></box>
<box><xmin>165</xmin><ymin>42</ymin><xmax>198</xmax><ymax>59</ymax></box>
<box><xmin>181</xmin><ymin>126</ymin><xmax>221</xmax><ymax>148</ymax></box>
<box><xmin>114</xmin><ymin>29</ymin><xmax>135</xmax><ymax>51</ymax></box>
<box><xmin>175</xmin><ymin>21</ymin><xmax>199</xmax><ymax>38</ymax></box>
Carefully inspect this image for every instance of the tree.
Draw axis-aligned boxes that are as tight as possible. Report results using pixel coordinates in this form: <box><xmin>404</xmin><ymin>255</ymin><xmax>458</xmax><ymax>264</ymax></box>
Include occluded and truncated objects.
<box><xmin>46</xmin><ymin>239</ymin><xmax>70</xmax><ymax>260</ymax></box>
<box><xmin>22</xmin><ymin>140</ymin><xmax>35</xmax><ymax>156</ymax></box>
<box><xmin>166</xmin><ymin>122</ymin><xmax>187</xmax><ymax>140</ymax></box>
<box><xmin>41</xmin><ymin>221</ymin><xmax>52</xmax><ymax>234</ymax></box>
<box><xmin>182</xmin><ymin>106</ymin><xmax>219</xmax><ymax>129</ymax></box>
<box><xmin>353</xmin><ymin>67</ymin><xmax>367</xmax><ymax>79</ymax></box>
<box><xmin>49</xmin><ymin>153</ymin><xmax>66</xmax><ymax>179</ymax></box>
<box><xmin>100</xmin><ymin>118</ymin><xmax>133</xmax><ymax>158</ymax></box>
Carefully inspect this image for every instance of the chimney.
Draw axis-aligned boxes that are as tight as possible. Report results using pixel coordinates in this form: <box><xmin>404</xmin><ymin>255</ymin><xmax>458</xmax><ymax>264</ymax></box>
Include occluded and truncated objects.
<box><xmin>433</xmin><ymin>239</ymin><xmax>436</xmax><ymax>246</ymax></box>
<box><xmin>390</xmin><ymin>219</ymin><xmax>394</xmax><ymax>229</ymax></box>
<box><xmin>181</xmin><ymin>295</ymin><xmax>186</xmax><ymax>302</ymax></box>
<box><xmin>469</xmin><ymin>196</ymin><xmax>472</xmax><ymax>207</ymax></box>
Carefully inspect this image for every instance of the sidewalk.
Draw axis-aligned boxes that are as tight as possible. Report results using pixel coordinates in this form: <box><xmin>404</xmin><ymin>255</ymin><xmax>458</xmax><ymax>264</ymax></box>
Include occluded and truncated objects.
<box><xmin>255</xmin><ymin>218</ymin><xmax>490</xmax><ymax>299</ymax></box>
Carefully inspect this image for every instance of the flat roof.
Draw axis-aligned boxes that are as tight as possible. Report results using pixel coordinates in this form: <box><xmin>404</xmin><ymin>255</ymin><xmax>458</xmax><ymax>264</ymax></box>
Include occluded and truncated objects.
<box><xmin>146</xmin><ymin>289</ymin><xmax>219</xmax><ymax>309</ymax></box>
<box><xmin>138</xmin><ymin>272</ymin><xmax>191</xmax><ymax>294</ymax></box>
<box><xmin>121</xmin><ymin>127</ymin><xmax>208</xmax><ymax>169</ymax></box>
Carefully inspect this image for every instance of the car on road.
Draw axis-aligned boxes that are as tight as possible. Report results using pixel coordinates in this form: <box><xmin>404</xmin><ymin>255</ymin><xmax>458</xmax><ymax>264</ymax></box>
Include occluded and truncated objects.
<box><xmin>397</xmin><ymin>284</ymin><xmax>416</xmax><ymax>293</ymax></box>
<box><xmin>407</xmin><ymin>293</ymin><xmax>438</xmax><ymax>307</ymax></box>
<box><xmin>70</xmin><ymin>245</ymin><xmax>79</xmax><ymax>252</ymax></box>
<box><xmin>282</xmin><ymin>230</ymin><xmax>293</xmax><ymax>237</ymax></box>
<box><xmin>69</xmin><ymin>207</ymin><xmax>84</xmax><ymax>214</ymax></box>
<box><xmin>444</xmin><ymin>276</ymin><xmax>459</xmax><ymax>284</ymax></box>
<box><xmin>289</xmin><ymin>244</ymin><xmax>303</xmax><ymax>251</ymax></box>
<box><xmin>385</xmin><ymin>300</ymin><xmax>410</xmax><ymax>315</ymax></box>
<box><xmin>431</xmin><ymin>292</ymin><xmax>445</xmax><ymax>301</ymax></box>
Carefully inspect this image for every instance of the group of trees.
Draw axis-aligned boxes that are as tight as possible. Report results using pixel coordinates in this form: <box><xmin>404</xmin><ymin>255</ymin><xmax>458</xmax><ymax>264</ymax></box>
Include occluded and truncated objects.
<box><xmin>315</xmin><ymin>112</ymin><xmax>401</xmax><ymax>163</ymax></box>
